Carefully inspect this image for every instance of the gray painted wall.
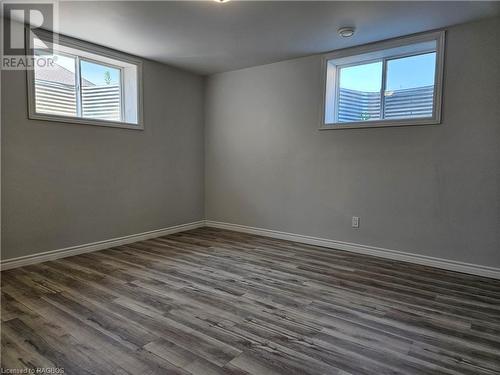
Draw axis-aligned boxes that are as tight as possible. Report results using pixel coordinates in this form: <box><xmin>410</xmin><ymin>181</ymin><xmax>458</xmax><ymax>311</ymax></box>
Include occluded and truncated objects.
<box><xmin>205</xmin><ymin>18</ymin><xmax>500</xmax><ymax>267</ymax></box>
<box><xmin>1</xmin><ymin>59</ymin><xmax>205</xmax><ymax>260</ymax></box>
<box><xmin>2</xmin><ymin>17</ymin><xmax>498</xmax><ymax>268</ymax></box>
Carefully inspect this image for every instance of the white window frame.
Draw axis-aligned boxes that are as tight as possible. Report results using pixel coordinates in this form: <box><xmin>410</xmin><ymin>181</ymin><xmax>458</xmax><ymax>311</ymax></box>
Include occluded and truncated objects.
<box><xmin>320</xmin><ymin>30</ymin><xmax>445</xmax><ymax>130</ymax></box>
<box><xmin>26</xmin><ymin>28</ymin><xmax>144</xmax><ymax>130</ymax></box>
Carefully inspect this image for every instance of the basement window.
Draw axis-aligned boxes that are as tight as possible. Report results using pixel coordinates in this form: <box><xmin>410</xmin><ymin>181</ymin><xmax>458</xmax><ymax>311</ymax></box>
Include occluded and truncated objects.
<box><xmin>321</xmin><ymin>31</ymin><xmax>445</xmax><ymax>129</ymax></box>
<box><xmin>27</xmin><ymin>29</ymin><xmax>143</xmax><ymax>130</ymax></box>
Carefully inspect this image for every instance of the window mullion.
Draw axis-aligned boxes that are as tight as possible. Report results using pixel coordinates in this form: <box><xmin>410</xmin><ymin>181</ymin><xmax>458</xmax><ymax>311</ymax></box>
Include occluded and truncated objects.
<box><xmin>75</xmin><ymin>56</ymin><xmax>82</xmax><ymax>117</ymax></box>
<box><xmin>380</xmin><ymin>58</ymin><xmax>387</xmax><ymax>120</ymax></box>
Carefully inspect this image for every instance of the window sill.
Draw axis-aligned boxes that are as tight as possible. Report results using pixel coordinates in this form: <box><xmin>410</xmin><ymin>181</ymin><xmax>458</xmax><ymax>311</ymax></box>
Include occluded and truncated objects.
<box><xmin>319</xmin><ymin>117</ymin><xmax>440</xmax><ymax>130</ymax></box>
<box><xmin>28</xmin><ymin>113</ymin><xmax>144</xmax><ymax>130</ymax></box>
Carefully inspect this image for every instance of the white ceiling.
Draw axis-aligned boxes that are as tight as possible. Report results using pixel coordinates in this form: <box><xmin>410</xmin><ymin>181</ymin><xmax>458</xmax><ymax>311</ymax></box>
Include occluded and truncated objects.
<box><xmin>54</xmin><ymin>1</ymin><xmax>499</xmax><ymax>75</ymax></box>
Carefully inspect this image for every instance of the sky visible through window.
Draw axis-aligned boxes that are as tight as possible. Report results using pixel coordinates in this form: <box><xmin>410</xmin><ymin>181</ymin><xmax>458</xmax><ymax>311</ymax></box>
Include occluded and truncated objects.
<box><xmin>339</xmin><ymin>52</ymin><xmax>436</xmax><ymax>93</ymax></box>
<box><xmin>386</xmin><ymin>52</ymin><xmax>436</xmax><ymax>91</ymax></box>
<box><xmin>339</xmin><ymin>61</ymin><xmax>382</xmax><ymax>92</ymax></box>
<box><xmin>80</xmin><ymin>60</ymin><xmax>120</xmax><ymax>86</ymax></box>
<box><xmin>40</xmin><ymin>53</ymin><xmax>120</xmax><ymax>86</ymax></box>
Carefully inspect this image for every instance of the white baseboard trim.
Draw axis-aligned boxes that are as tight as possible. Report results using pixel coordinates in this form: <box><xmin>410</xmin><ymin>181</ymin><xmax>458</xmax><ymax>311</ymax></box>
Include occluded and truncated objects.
<box><xmin>206</xmin><ymin>220</ymin><xmax>500</xmax><ymax>280</ymax></box>
<box><xmin>3</xmin><ymin>219</ymin><xmax>499</xmax><ymax>280</ymax></box>
<box><xmin>0</xmin><ymin>220</ymin><xmax>206</xmax><ymax>271</ymax></box>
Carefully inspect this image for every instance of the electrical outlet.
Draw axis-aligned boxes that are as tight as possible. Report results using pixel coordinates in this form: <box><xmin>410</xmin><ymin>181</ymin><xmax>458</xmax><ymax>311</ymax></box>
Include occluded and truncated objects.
<box><xmin>352</xmin><ymin>216</ymin><xmax>360</xmax><ymax>228</ymax></box>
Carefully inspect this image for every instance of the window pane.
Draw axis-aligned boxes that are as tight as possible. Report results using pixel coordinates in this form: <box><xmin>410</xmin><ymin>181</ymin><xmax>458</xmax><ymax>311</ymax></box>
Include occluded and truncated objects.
<box><xmin>80</xmin><ymin>60</ymin><xmax>122</xmax><ymax>122</ymax></box>
<box><xmin>384</xmin><ymin>52</ymin><xmax>436</xmax><ymax>119</ymax></box>
<box><xmin>34</xmin><ymin>53</ymin><xmax>77</xmax><ymax>117</ymax></box>
<box><xmin>338</xmin><ymin>61</ymin><xmax>382</xmax><ymax>123</ymax></box>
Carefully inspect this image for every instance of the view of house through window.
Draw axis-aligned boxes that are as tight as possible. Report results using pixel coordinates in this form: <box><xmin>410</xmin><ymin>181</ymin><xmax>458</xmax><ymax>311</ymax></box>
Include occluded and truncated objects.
<box><xmin>29</xmin><ymin>34</ymin><xmax>141</xmax><ymax>129</ymax></box>
<box><xmin>34</xmin><ymin>53</ymin><xmax>78</xmax><ymax>117</ymax></box>
<box><xmin>34</xmin><ymin>53</ymin><xmax>123</xmax><ymax>122</ymax></box>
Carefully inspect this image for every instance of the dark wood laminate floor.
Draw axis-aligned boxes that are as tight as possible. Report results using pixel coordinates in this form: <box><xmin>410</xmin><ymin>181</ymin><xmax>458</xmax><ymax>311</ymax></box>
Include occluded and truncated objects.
<box><xmin>1</xmin><ymin>227</ymin><xmax>500</xmax><ymax>375</ymax></box>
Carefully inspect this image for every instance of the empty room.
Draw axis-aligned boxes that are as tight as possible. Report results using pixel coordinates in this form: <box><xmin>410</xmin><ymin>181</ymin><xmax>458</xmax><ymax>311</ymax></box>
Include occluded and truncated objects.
<box><xmin>1</xmin><ymin>1</ymin><xmax>499</xmax><ymax>374</ymax></box>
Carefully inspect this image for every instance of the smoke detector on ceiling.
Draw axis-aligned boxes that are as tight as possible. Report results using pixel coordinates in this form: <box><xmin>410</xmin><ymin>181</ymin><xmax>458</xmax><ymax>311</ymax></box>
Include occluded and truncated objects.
<box><xmin>338</xmin><ymin>27</ymin><xmax>356</xmax><ymax>38</ymax></box>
